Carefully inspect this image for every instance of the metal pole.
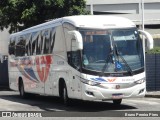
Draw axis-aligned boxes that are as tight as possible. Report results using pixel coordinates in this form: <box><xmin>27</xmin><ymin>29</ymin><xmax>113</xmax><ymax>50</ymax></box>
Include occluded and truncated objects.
<box><xmin>141</xmin><ymin>0</ymin><xmax>147</xmax><ymax>90</ymax></box>
<box><xmin>90</xmin><ymin>4</ymin><xmax>93</xmax><ymax>15</ymax></box>
<box><xmin>141</xmin><ymin>0</ymin><xmax>145</xmax><ymax>53</ymax></box>
<box><xmin>142</xmin><ymin>0</ymin><xmax>144</xmax><ymax>31</ymax></box>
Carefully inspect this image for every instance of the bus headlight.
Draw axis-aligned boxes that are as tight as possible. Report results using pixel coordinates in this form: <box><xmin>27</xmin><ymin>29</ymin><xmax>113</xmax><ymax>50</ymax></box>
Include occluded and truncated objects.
<box><xmin>134</xmin><ymin>78</ymin><xmax>145</xmax><ymax>84</ymax></box>
<box><xmin>80</xmin><ymin>78</ymin><xmax>101</xmax><ymax>86</ymax></box>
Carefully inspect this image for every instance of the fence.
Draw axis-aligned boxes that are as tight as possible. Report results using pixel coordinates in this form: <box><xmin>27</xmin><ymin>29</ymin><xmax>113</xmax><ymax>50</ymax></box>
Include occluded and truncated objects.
<box><xmin>146</xmin><ymin>54</ymin><xmax>160</xmax><ymax>91</ymax></box>
<box><xmin>0</xmin><ymin>60</ymin><xmax>9</xmax><ymax>89</ymax></box>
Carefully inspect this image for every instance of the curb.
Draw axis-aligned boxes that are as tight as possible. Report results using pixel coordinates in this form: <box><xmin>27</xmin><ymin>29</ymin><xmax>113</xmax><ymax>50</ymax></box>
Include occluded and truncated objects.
<box><xmin>145</xmin><ymin>94</ymin><xmax>160</xmax><ymax>98</ymax></box>
<box><xmin>0</xmin><ymin>87</ymin><xmax>11</xmax><ymax>91</ymax></box>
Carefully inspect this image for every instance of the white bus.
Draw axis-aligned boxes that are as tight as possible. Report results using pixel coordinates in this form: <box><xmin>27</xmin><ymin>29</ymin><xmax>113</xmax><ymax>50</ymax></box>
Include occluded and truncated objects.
<box><xmin>8</xmin><ymin>15</ymin><xmax>153</xmax><ymax>105</ymax></box>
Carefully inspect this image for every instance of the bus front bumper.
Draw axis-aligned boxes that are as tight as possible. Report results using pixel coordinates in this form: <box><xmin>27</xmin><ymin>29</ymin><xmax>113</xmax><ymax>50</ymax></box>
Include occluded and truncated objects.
<box><xmin>81</xmin><ymin>82</ymin><xmax>146</xmax><ymax>101</ymax></box>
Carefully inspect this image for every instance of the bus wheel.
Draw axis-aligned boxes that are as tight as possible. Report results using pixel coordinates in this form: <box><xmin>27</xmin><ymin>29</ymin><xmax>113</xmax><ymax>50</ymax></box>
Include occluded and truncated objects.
<box><xmin>113</xmin><ymin>99</ymin><xmax>122</xmax><ymax>106</ymax></box>
<box><xmin>19</xmin><ymin>80</ymin><xmax>26</xmax><ymax>98</ymax></box>
<box><xmin>62</xmin><ymin>83</ymin><xmax>70</xmax><ymax>106</ymax></box>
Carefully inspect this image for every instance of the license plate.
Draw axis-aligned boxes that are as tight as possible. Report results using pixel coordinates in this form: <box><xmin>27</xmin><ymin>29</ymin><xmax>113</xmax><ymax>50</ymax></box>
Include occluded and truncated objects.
<box><xmin>112</xmin><ymin>93</ymin><xmax>123</xmax><ymax>99</ymax></box>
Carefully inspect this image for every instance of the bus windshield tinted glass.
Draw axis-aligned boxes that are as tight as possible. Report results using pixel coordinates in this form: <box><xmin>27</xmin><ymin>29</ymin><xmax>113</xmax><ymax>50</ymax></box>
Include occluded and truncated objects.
<box><xmin>80</xmin><ymin>28</ymin><xmax>144</xmax><ymax>73</ymax></box>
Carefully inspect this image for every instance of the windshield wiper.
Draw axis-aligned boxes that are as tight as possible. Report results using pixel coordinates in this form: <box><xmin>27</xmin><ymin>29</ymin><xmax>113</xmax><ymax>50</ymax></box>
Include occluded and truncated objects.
<box><xmin>99</xmin><ymin>48</ymin><xmax>114</xmax><ymax>77</ymax></box>
<box><xmin>114</xmin><ymin>44</ymin><xmax>134</xmax><ymax>76</ymax></box>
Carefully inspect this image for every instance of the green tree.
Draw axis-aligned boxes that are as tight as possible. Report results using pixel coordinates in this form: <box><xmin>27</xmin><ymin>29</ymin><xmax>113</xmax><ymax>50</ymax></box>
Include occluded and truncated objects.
<box><xmin>0</xmin><ymin>0</ymin><xmax>89</xmax><ymax>33</ymax></box>
<box><xmin>146</xmin><ymin>47</ymin><xmax>160</xmax><ymax>54</ymax></box>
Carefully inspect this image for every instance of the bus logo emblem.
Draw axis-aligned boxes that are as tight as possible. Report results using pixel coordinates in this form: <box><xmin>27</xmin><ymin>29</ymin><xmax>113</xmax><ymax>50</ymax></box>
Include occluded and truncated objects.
<box><xmin>115</xmin><ymin>85</ymin><xmax>120</xmax><ymax>89</ymax></box>
<box><xmin>107</xmin><ymin>78</ymin><xmax>117</xmax><ymax>82</ymax></box>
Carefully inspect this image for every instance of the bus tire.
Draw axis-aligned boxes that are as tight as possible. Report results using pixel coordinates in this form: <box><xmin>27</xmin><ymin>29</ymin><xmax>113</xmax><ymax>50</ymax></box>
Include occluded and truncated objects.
<box><xmin>113</xmin><ymin>99</ymin><xmax>122</xmax><ymax>106</ymax></box>
<box><xmin>19</xmin><ymin>80</ymin><xmax>27</xmax><ymax>98</ymax></box>
<box><xmin>62</xmin><ymin>83</ymin><xmax>70</xmax><ymax>106</ymax></box>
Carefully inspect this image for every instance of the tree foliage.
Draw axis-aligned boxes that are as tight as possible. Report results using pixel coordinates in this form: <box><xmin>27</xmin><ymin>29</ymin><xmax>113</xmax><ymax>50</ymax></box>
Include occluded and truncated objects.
<box><xmin>146</xmin><ymin>47</ymin><xmax>160</xmax><ymax>54</ymax></box>
<box><xmin>0</xmin><ymin>0</ymin><xmax>89</xmax><ymax>33</ymax></box>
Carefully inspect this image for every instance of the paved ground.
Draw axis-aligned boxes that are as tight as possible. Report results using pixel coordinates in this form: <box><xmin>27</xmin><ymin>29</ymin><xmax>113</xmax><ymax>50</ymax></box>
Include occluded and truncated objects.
<box><xmin>0</xmin><ymin>90</ymin><xmax>160</xmax><ymax>120</ymax></box>
<box><xmin>0</xmin><ymin>91</ymin><xmax>159</xmax><ymax>110</ymax></box>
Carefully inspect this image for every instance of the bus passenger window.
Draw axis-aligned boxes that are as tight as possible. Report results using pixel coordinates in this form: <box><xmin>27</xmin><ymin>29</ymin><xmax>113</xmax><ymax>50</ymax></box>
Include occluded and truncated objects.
<box><xmin>32</xmin><ymin>40</ymin><xmax>36</xmax><ymax>55</ymax></box>
<box><xmin>43</xmin><ymin>30</ymin><xmax>50</xmax><ymax>54</ymax></box>
<box><xmin>32</xmin><ymin>32</ymin><xmax>38</xmax><ymax>55</ymax></box>
<box><xmin>9</xmin><ymin>38</ymin><xmax>16</xmax><ymax>55</ymax></box>
<box><xmin>26</xmin><ymin>41</ymin><xmax>32</xmax><ymax>56</ymax></box>
<box><xmin>36</xmin><ymin>32</ymin><xmax>42</xmax><ymax>55</ymax></box>
<box><xmin>50</xmin><ymin>28</ymin><xmax>56</xmax><ymax>53</ymax></box>
<box><xmin>43</xmin><ymin>38</ymin><xmax>50</xmax><ymax>54</ymax></box>
<box><xmin>15</xmin><ymin>36</ymin><xmax>26</xmax><ymax>56</ymax></box>
<box><xmin>25</xmin><ymin>34</ymin><xmax>32</xmax><ymax>56</ymax></box>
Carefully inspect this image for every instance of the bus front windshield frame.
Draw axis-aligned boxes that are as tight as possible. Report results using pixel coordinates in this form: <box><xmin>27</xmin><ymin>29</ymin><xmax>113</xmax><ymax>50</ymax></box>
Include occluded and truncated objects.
<box><xmin>79</xmin><ymin>28</ymin><xmax>144</xmax><ymax>76</ymax></box>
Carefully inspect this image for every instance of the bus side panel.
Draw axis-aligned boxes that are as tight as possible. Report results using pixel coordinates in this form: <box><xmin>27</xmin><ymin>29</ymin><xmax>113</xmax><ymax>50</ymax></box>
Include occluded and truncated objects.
<box><xmin>8</xmin><ymin>56</ymin><xmax>19</xmax><ymax>91</ymax></box>
<box><xmin>47</xmin><ymin>25</ymin><xmax>68</xmax><ymax>96</ymax></box>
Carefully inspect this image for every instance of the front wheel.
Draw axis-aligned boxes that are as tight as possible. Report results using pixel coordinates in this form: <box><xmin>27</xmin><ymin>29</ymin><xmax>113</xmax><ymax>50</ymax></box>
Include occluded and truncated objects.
<box><xmin>113</xmin><ymin>99</ymin><xmax>122</xmax><ymax>106</ymax></box>
<box><xmin>62</xmin><ymin>83</ymin><xmax>70</xmax><ymax>106</ymax></box>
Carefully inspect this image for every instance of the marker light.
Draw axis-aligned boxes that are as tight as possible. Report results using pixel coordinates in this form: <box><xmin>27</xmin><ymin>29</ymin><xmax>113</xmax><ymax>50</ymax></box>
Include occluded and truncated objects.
<box><xmin>134</xmin><ymin>78</ymin><xmax>145</xmax><ymax>84</ymax></box>
<box><xmin>80</xmin><ymin>78</ymin><xmax>101</xmax><ymax>86</ymax></box>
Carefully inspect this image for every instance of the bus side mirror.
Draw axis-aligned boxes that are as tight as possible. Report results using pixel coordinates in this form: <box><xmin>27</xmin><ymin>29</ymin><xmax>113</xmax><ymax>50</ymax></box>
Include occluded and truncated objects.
<box><xmin>138</xmin><ymin>30</ymin><xmax>153</xmax><ymax>50</ymax></box>
<box><xmin>68</xmin><ymin>31</ymin><xmax>83</xmax><ymax>51</ymax></box>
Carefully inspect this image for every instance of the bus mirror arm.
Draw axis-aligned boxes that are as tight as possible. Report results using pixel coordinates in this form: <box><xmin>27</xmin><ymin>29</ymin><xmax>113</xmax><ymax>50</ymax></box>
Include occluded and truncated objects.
<box><xmin>68</xmin><ymin>31</ymin><xmax>83</xmax><ymax>51</ymax></box>
<box><xmin>138</xmin><ymin>30</ymin><xmax>153</xmax><ymax>50</ymax></box>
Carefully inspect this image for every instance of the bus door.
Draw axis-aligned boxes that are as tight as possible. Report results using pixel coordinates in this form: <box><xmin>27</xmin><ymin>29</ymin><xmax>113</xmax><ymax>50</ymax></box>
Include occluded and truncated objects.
<box><xmin>69</xmin><ymin>68</ymin><xmax>81</xmax><ymax>99</ymax></box>
<box><xmin>69</xmin><ymin>42</ymin><xmax>82</xmax><ymax>99</ymax></box>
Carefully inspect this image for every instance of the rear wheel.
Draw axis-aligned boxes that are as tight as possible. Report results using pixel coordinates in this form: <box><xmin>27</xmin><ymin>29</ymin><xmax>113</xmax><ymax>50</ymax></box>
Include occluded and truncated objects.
<box><xmin>19</xmin><ymin>80</ymin><xmax>27</xmax><ymax>98</ymax></box>
<box><xmin>113</xmin><ymin>99</ymin><xmax>122</xmax><ymax>105</ymax></box>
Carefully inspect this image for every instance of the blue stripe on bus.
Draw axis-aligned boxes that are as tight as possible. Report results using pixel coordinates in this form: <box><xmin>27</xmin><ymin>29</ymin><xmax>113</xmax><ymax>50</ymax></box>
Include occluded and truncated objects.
<box><xmin>91</xmin><ymin>78</ymin><xmax>107</xmax><ymax>82</ymax></box>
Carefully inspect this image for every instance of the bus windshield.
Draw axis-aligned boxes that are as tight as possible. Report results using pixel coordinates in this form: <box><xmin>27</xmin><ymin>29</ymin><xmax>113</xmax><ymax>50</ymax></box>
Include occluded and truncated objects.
<box><xmin>80</xmin><ymin>28</ymin><xmax>144</xmax><ymax>74</ymax></box>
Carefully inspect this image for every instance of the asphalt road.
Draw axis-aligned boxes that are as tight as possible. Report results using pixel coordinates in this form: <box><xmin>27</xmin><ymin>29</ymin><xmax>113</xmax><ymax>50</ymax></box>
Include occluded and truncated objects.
<box><xmin>0</xmin><ymin>90</ymin><xmax>160</xmax><ymax>120</ymax></box>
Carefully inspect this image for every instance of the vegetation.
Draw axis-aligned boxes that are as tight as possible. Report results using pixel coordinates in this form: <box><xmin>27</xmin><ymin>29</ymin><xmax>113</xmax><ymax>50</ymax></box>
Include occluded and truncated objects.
<box><xmin>0</xmin><ymin>0</ymin><xmax>89</xmax><ymax>33</ymax></box>
<box><xmin>146</xmin><ymin>47</ymin><xmax>160</xmax><ymax>54</ymax></box>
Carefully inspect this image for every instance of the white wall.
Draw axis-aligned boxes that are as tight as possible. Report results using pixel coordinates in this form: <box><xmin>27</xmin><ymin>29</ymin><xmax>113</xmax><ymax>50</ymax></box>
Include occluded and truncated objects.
<box><xmin>0</xmin><ymin>28</ymin><xmax>10</xmax><ymax>55</ymax></box>
<box><xmin>86</xmin><ymin>0</ymin><xmax>160</xmax><ymax>25</ymax></box>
